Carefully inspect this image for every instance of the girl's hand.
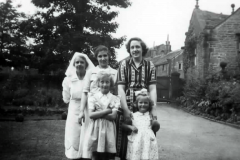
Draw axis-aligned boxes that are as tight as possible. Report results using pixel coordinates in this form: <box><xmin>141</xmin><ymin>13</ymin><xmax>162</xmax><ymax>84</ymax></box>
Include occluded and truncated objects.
<box><xmin>130</xmin><ymin>126</ymin><xmax>138</xmax><ymax>133</ymax></box>
<box><xmin>94</xmin><ymin>104</ymin><xmax>102</xmax><ymax>111</ymax></box>
<box><xmin>78</xmin><ymin>111</ymin><xmax>85</xmax><ymax>125</ymax></box>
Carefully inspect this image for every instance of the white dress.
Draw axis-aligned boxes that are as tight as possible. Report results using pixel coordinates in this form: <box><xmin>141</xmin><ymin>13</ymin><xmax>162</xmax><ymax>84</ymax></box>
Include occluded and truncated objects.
<box><xmin>81</xmin><ymin>65</ymin><xmax>117</xmax><ymax>158</ymax></box>
<box><xmin>126</xmin><ymin>112</ymin><xmax>159</xmax><ymax>160</ymax></box>
<box><xmin>83</xmin><ymin>91</ymin><xmax>120</xmax><ymax>154</ymax></box>
<box><xmin>62</xmin><ymin>74</ymin><xmax>88</xmax><ymax>159</ymax></box>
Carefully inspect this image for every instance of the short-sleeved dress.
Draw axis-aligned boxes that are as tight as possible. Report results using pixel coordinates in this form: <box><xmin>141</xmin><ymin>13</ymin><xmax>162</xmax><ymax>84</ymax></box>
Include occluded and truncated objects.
<box><xmin>62</xmin><ymin>74</ymin><xmax>86</xmax><ymax>159</ymax></box>
<box><xmin>116</xmin><ymin>58</ymin><xmax>157</xmax><ymax>159</ymax></box>
<box><xmin>83</xmin><ymin>91</ymin><xmax>120</xmax><ymax>155</ymax></box>
<box><xmin>126</xmin><ymin>112</ymin><xmax>158</xmax><ymax>160</ymax></box>
<box><xmin>82</xmin><ymin>65</ymin><xmax>117</xmax><ymax>158</ymax></box>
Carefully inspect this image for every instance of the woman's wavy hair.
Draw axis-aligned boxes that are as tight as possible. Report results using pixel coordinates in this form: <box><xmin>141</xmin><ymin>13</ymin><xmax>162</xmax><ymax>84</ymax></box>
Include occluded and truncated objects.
<box><xmin>126</xmin><ymin>37</ymin><xmax>149</xmax><ymax>57</ymax></box>
<box><xmin>93</xmin><ymin>45</ymin><xmax>111</xmax><ymax>58</ymax></box>
<box><xmin>73</xmin><ymin>55</ymin><xmax>89</xmax><ymax>68</ymax></box>
<box><xmin>96</xmin><ymin>71</ymin><xmax>115</xmax><ymax>92</ymax></box>
<box><xmin>135</xmin><ymin>93</ymin><xmax>154</xmax><ymax>112</ymax></box>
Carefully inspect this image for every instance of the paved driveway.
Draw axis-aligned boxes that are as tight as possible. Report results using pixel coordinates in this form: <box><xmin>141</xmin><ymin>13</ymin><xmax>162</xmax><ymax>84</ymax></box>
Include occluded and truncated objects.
<box><xmin>0</xmin><ymin>103</ymin><xmax>240</xmax><ymax>160</ymax></box>
<box><xmin>157</xmin><ymin>103</ymin><xmax>240</xmax><ymax>160</ymax></box>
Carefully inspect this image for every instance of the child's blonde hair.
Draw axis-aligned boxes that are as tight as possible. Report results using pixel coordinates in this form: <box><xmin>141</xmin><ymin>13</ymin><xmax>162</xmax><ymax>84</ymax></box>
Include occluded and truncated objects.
<box><xmin>96</xmin><ymin>71</ymin><xmax>115</xmax><ymax>90</ymax></box>
<box><xmin>135</xmin><ymin>92</ymin><xmax>154</xmax><ymax>112</ymax></box>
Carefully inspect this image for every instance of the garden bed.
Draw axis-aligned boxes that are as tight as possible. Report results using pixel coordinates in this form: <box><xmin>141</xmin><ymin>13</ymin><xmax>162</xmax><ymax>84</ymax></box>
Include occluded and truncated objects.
<box><xmin>179</xmin><ymin>104</ymin><xmax>240</xmax><ymax>129</ymax></box>
<box><xmin>0</xmin><ymin>106</ymin><xmax>67</xmax><ymax>121</ymax></box>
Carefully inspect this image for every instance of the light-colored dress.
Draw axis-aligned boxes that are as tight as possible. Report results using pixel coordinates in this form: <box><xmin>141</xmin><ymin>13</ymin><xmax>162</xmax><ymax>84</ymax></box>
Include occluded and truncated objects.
<box><xmin>62</xmin><ymin>74</ymin><xmax>87</xmax><ymax>159</ymax></box>
<box><xmin>83</xmin><ymin>91</ymin><xmax>120</xmax><ymax>155</ymax></box>
<box><xmin>81</xmin><ymin>65</ymin><xmax>117</xmax><ymax>158</ymax></box>
<box><xmin>126</xmin><ymin>112</ymin><xmax>159</xmax><ymax>160</ymax></box>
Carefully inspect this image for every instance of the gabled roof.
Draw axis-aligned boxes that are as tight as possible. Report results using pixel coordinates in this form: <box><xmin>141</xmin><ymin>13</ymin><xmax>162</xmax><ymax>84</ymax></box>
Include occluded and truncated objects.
<box><xmin>151</xmin><ymin>49</ymin><xmax>183</xmax><ymax>66</ymax></box>
<box><xmin>214</xmin><ymin>7</ymin><xmax>240</xmax><ymax>29</ymax></box>
<box><xmin>191</xmin><ymin>8</ymin><xmax>229</xmax><ymax>35</ymax></box>
<box><xmin>145</xmin><ymin>44</ymin><xmax>166</xmax><ymax>58</ymax></box>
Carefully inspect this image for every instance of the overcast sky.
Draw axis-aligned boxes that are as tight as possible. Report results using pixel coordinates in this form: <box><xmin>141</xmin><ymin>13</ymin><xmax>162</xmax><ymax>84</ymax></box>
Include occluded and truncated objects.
<box><xmin>2</xmin><ymin>0</ymin><xmax>240</xmax><ymax>61</ymax></box>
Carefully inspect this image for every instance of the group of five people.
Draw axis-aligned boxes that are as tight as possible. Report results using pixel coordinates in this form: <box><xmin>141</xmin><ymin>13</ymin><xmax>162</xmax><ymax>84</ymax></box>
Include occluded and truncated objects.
<box><xmin>62</xmin><ymin>37</ymin><xmax>160</xmax><ymax>160</ymax></box>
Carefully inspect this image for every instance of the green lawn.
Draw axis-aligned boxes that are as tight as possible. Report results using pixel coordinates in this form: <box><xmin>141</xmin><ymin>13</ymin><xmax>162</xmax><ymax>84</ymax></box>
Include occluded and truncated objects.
<box><xmin>0</xmin><ymin>120</ymin><xmax>68</xmax><ymax>160</ymax></box>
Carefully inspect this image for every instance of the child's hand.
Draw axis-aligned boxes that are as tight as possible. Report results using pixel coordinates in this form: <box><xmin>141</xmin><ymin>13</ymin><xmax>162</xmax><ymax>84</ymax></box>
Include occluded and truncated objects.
<box><xmin>130</xmin><ymin>126</ymin><xmax>138</xmax><ymax>133</ymax></box>
<box><xmin>94</xmin><ymin>103</ymin><xmax>102</xmax><ymax>111</ymax></box>
<box><xmin>107</xmin><ymin>103</ymin><xmax>115</xmax><ymax>110</ymax></box>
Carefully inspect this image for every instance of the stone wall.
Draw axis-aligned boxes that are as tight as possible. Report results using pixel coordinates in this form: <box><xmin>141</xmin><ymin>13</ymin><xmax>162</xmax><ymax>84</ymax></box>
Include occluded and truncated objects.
<box><xmin>156</xmin><ymin>63</ymin><xmax>169</xmax><ymax>77</ymax></box>
<box><xmin>208</xmin><ymin>8</ymin><xmax>240</xmax><ymax>74</ymax></box>
<box><xmin>171</xmin><ymin>54</ymin><xmax>184</xmax><ymax>79</ymax></box>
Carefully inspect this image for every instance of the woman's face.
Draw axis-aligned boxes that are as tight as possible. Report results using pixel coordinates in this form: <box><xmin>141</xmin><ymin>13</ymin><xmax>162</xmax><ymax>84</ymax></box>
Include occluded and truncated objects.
<box><xmin>74</xmin><ymin>56</ymin><xmax>86</xmax><ymax>71</ymax></box>
<box><xmin>97</xmin><ymin>50</ymin><xmax>109</xmax><ymax>68</ymax></box>
<box><xmin>130</xmin><ymin>40</ymin><xmax>142</xmax><ymax>59</ymax></box>
<box><xmin>137</xmin><ymin>96</ymin><xmax>150</xmax><ymax>113</ymax></box>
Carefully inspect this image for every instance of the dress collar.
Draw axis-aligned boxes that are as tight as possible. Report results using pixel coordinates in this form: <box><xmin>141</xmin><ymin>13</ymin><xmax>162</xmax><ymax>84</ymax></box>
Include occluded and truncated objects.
<box><xmin>92</xmin><ymin>65</ymin><xmax>112</xmax><ymax>73</ymax></box>
<box><xmin>69</xmin><ymin>72</ymin><xmax>81</xmax><ymax>81</ymax></box>
<box><xmin>135</xmin><ymin>111</ymin><xmax>149</xmax><ymax>116</ymax></box>
<box><xmin>129</xmin><ymin>58</ymin><xmax>146</xmax><ymax>69</ymax></box>
<box><xmin>98</xmin><ymin>91</ymin><xmax>111</xmax><ymax>99</ymax></box>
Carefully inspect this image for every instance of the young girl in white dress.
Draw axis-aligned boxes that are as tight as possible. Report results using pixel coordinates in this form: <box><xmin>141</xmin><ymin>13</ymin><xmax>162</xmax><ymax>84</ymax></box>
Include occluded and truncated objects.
<box><xmin>84</xmin><ymin>71</ymin><xmax>120</xmax><ymax>160</ymax></box>
<box><xmin>126</xmin><ymin>88</ymin><xmax>159</xmax><ymax>160</ymax></box>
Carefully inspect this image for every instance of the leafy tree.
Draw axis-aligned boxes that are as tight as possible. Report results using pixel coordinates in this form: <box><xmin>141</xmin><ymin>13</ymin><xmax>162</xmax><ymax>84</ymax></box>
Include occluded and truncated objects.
<box><xmin>23</xmin><ymin>0</ymin><xmax>130</xmax><ymax>71</ymax></box>
<box><xmin>0</xmin><ymin>0</ymin><xmax>28</xmax><ymax>68</ymax></box>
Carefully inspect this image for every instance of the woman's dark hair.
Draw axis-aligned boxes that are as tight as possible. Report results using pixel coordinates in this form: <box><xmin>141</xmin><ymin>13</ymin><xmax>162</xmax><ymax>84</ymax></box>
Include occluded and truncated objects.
<box><xmin>73</xmin><ymin>55</ymin><xmax>89</xmax><ymax>68</ymax></box>
<box><xmin>93</xmin><ymin>45</ymin><xmax>111</xmax><ymax>58</ymax></box>
<box><xmin>126</xmin><ymin>37</ymin><xmax>148</xmax><ymax>57</ymax></box>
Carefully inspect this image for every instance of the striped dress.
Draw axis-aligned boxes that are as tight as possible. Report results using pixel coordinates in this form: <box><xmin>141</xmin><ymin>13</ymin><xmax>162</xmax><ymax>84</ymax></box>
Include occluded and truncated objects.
<box><xmin>116</xmin><ymin>58</ymin><xmax>157</xmax><ymax>160</ymax></box>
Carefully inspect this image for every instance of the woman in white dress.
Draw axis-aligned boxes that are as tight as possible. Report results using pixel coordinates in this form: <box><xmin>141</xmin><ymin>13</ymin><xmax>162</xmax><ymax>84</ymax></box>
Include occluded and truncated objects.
<box><xmin>62</xmin><ymin>52</ymin><xmax>94</xmax><ymax>159</ymax></box>
<box><xmin>78</xmin><ymin>45</ymin><xmax>118</xmax><ymax>159</ymax></box>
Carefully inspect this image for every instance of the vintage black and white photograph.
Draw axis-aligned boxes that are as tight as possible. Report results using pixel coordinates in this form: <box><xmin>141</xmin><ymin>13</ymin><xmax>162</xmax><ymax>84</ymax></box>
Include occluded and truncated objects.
<box><xmin>0</xmin><ymin>0</ymin><xmax>240</xmax><ymax>159</ymax></box>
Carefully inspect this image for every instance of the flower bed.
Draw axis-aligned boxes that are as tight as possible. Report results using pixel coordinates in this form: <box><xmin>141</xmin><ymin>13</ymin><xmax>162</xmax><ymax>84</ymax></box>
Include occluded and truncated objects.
<box><xmin>177</xmin><ymin>65</ymin><xmax>240</xmax><ymax>126</ymax></box>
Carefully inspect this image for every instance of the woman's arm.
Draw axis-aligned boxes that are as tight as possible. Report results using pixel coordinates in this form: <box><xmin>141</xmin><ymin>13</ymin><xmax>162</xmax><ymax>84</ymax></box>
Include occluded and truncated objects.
<box><xmin>78</xmin><ymin>92</ymin><xmax>88</xmax><ymax>124</ymax></box>
<box><xmin>149</xmin><ymin>84</ymin><xmax>157</xmax><ymax>117</ymax></box>
<box><xmin>89</xmin><ymin>108</ymin><xmax>112</xmax><ymax>120</ymax></box>
<box><xmin>62</xmin><ymin>77</ymin><xmax>70</xmax><ymax>104</ymax></box>
<box><xmin>118</xmin><ymin>85</ymin><xmax>131</xmax><ymax>117</ymax></box>
<box><xmin>78</xmin><ymin>70</ymin><xmax>92</xmax><ymax>124</ymax></box>
<box><xmin>80</xmin><ymin>92</ymin><xmax>88</xmax><ymax>112</ymax></box>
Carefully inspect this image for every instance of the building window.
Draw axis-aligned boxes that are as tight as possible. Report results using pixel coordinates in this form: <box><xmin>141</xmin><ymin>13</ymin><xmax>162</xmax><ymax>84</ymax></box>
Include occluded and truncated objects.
<box><xmin>178</xmin><ymin>63</ymin><xmax>182</xmax><ymax>70</ymax></box>
<box><xmin>162</xmin><ymin>64</ymin><xmax>165</xmax><ymax>71</ymax></box>
<box><xmin>193</xmin><ymin>48</ymin><xmax>197</xmax><ymax>66</ymax></box>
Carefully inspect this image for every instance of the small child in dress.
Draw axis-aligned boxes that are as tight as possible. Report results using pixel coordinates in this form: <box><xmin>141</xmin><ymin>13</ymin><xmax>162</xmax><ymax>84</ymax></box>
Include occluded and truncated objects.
<box><xmin>126</xmin><ymin>88</ymin><xmax>159</xmax><ymax>160</ymax></box>
<box><xmin>84</xmin><ymin>71</ymin><xmax>120</xmax><ymax>160</ymax></box>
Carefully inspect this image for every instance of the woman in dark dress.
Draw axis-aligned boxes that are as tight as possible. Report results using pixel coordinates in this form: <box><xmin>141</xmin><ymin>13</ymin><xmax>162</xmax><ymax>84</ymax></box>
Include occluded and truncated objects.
<box><xmin>116</xmin><ymin>37</ymin><xmax>160</xmax><ymax>160</ymax></box>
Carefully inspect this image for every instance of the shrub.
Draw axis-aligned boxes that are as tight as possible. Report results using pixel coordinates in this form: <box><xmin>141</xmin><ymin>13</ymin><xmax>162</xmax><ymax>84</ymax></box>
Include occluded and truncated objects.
<box><xmin>183</xmin><ymin>77</ymin><xmax>207</xmax><ymax>104</ymax></box>
<box><xmin>14</xmin><ymin>88</ymin><xmax>29</xmax><ymax>99</ymax></box>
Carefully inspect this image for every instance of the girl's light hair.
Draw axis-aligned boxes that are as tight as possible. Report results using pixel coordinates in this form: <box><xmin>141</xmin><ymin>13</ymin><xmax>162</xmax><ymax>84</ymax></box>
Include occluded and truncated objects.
<box><xmin>96</xmin><ymin>71</ymin><xmax>115</xmax><ymax>90</ymax></box>
<box><xmin>135</xmin><ymin>93</ymin><xmax>154</xmax><ymax>112</ymax></box>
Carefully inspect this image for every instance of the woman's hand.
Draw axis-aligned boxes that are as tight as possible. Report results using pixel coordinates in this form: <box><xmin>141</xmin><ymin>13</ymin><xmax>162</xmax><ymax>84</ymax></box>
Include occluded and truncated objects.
<box><xmin>78</xmin><ymin>111</ymin><xmax>85</xmax><ymax>125</ymax></box>
<box><xmin>123</xmin><ymin>109</ymin><xmax>131</xmax><ymax>119</ymax></box>
<box><xmin>123</xmin><ymin>109</ymin><xmax>132</xmax><ymax>124</ymax></box>
<box><xmin>130</xmin><ymin>125</ymin><xmax>138</xmax><ymax>133</ymax></box>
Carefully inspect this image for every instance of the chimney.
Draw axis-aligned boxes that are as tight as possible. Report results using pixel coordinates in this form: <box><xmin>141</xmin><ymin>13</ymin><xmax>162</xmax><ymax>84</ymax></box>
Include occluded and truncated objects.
<box><xmin>165</xmin><ymin>35</ymin><xmax>171</xmax><ymax>54</ymax></box>
<box><xmin>231</xmin><ymin>4</ymin><xmax>235</xmax><ymax>14</ymax></box>
<box><xmin>195</xmin><ymin>0</ymin><xmax>199</xmax><ymax>9</ymax></box>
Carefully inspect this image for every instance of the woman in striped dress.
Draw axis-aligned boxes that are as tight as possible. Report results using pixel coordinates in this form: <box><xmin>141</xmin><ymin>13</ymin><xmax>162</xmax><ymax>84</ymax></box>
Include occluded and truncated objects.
<box><xmin>116</xmin><ymin>37</ymin><xmax>160</xmax><ymax>160</ymax></box>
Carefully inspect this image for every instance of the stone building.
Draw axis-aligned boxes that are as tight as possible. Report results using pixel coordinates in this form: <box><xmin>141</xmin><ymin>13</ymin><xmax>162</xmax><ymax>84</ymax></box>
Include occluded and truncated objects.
<box><xmin>145</xmin><ymin>36</ymin><xmax>171</xmax><ymax>59</ymax></box>
<box><xmin>149</xmin><ymin>49</ymin><xmax>184</xmax><ymax>78</ymax></box>
<box><xmin>184</xmin><ymin>1</ymin><xmax>240</xmax><ymax>79</ymax></box>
